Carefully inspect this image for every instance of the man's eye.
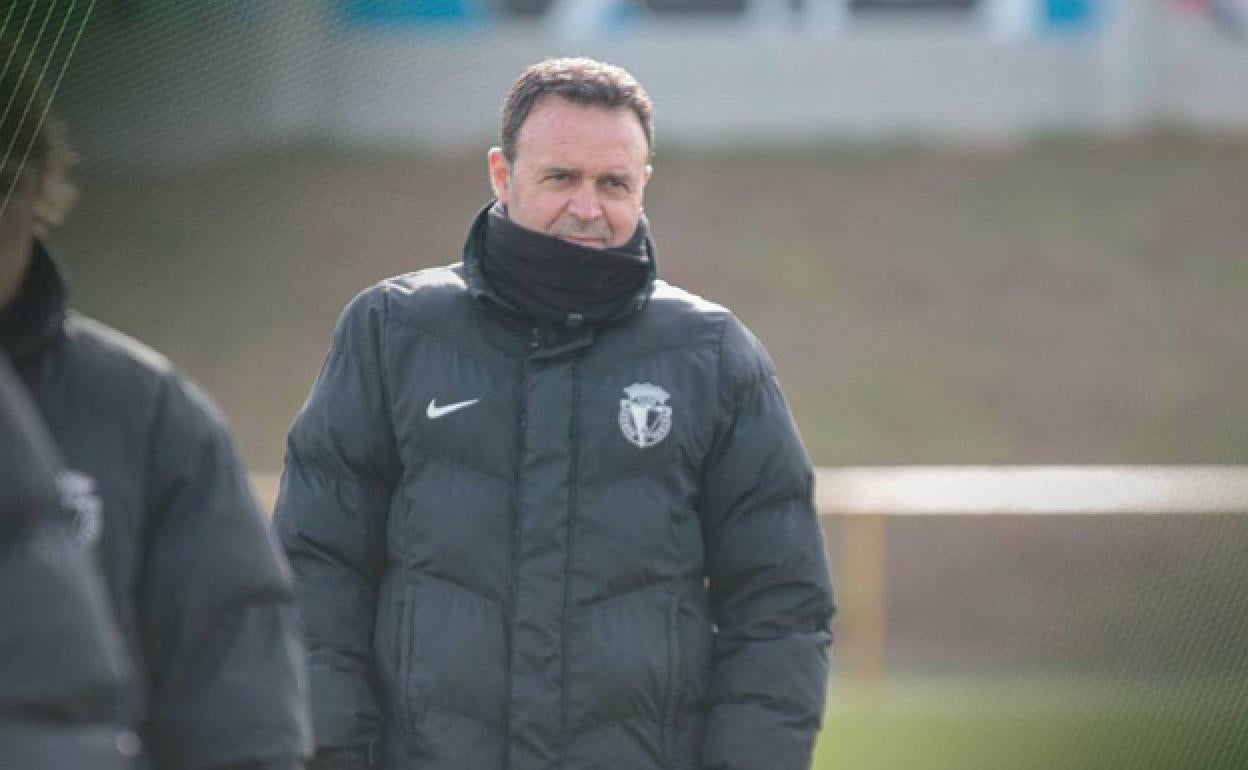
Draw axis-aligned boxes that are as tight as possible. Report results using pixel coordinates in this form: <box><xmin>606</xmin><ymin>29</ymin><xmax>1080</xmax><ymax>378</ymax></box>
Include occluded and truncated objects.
<box><xmin>545</xmin><ymin>172</ymin><xmax>569</xmax><ymax>182</ymax></box>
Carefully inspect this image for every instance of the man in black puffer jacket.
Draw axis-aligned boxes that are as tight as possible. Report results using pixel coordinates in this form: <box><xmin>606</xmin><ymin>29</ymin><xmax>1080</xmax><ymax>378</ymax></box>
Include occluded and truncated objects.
<box><xmin>277</xmin><ymin>58</ymin><xmax>834</xmax><ymax>770</ymax></box>
<box><xmin>0</xmin><ymin>35</ymin><xmax>311</xmax><ymax>770</ymax></box>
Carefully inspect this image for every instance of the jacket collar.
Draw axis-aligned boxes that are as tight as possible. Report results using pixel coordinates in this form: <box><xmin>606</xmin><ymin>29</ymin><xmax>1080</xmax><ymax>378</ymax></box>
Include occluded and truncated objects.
<box><xmin>460</xmin><ymin>200</ymin><xmax>657</xmax><ymax>330</ymax></box>
<box><xmin>0</xmin><ymin>240</ymin><xmax>67</xmax><ymax>364</ymax></box>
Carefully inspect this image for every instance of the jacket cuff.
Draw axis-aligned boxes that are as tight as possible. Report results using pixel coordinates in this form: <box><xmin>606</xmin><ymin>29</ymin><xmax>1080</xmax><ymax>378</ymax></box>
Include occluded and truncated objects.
<box><xmin>307</xmin><ymin>745</ymin><xmax>377</xmax><ymax>770</ymax></box>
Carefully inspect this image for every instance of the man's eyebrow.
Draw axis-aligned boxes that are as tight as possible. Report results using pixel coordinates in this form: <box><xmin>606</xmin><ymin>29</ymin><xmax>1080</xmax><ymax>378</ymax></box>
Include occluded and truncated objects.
<box><xmin>536</xmin><ymin>166</ymin><xmax>635</xmax><ymax>182</ymax></box>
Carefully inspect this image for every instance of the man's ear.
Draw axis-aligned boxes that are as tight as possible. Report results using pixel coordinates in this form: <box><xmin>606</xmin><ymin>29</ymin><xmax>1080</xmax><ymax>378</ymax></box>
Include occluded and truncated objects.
<box><xmin>487</xmin><ymin>147</ymin><xmax>511</xmax><ymax>203</ymax></box>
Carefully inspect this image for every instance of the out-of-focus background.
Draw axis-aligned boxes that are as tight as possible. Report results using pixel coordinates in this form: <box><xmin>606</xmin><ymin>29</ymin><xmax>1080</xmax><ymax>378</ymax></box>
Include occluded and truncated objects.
<box><xmin>16</xmin><ymin>0</ymin><xmax>1248</xmax><ymax>767</ymax></box>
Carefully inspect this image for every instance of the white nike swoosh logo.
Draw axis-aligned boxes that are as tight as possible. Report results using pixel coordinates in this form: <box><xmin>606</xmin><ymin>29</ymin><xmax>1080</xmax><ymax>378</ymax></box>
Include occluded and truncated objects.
<box><xmin>426</xmin><ymin>398</ymin><xmax>481</xmax><ymax>419</ymax></box>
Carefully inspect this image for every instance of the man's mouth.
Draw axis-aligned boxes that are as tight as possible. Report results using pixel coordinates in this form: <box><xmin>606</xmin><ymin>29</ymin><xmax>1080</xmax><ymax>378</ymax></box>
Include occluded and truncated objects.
<box><xmin>560</xmin><ymin>235</ymin><xmax>608</xmax><ymax>247</ymax></box>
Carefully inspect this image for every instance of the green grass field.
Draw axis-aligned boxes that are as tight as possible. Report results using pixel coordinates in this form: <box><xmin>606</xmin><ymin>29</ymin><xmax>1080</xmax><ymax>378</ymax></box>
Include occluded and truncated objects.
<box><xmin>815</xmin><ymin>676</ymin><xmax>1248</xmax><ymax>770</ymax></box>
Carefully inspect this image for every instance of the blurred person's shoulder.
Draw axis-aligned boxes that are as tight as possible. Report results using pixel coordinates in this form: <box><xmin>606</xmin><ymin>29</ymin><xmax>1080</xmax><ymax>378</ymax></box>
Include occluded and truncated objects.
<box><xmin>55</xmin><ymin>311</ymin><xmax>234</xmax><ymax>438</ymax></box>
<box><xmin>61</xmin><ymin>311</ymin><xmax>172</xmax><ymax>381</ymax></box>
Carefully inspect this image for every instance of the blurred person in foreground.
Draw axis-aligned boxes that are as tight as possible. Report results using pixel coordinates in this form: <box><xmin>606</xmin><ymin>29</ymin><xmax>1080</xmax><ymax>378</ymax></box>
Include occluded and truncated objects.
<box><xmin>0</xmin><ymin>355</ymin><xmax>136</xmax><ymax>770</ymax></box>
<box><xmin>276</xmin><ymin>57</ymin><xmax>834</xmax><ymax>770</ymax></box>
<box><xmin>0</xmin><ymin>37</ymin><xmax>312</xmax><ymax>770</ymax></box>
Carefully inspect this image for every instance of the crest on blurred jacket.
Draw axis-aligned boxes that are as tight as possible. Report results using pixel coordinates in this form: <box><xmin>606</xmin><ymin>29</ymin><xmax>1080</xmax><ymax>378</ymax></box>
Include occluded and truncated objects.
<box><xmin>57</xmin><ymin>470</ymin><xmax>102</xmax><ymax>547</ymax></box>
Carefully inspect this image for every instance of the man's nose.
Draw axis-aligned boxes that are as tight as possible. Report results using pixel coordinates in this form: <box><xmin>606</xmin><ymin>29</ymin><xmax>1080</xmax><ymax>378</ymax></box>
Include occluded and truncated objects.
<box><xmin>567</xmin><ymin>180</ymin><xmax>603</xmax><ymax>221</ymax></box>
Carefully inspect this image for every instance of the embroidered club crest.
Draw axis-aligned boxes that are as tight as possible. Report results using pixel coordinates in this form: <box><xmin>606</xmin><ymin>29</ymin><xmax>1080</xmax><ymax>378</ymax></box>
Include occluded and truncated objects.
<box><xmin>618</xmin><ymin>383</ymin><xmax>672</xmax><ymax>449</ymax></box>
<box><xmin>57</xmin><ymin>470</ymin><xmax>102</xmax><ymax>547</ymax></box>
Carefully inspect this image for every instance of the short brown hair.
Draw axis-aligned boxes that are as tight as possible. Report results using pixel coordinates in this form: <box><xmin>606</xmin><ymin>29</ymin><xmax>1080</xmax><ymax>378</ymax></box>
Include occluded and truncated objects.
<box><xmin>500</xmin><ymin>57</ymin><xmax>654</xmax><ymax>164</ymax></box>
<box><xmin>1</xmin><ymin>35</ymin><xmax>77</xmax><ymax>228</ymax></box>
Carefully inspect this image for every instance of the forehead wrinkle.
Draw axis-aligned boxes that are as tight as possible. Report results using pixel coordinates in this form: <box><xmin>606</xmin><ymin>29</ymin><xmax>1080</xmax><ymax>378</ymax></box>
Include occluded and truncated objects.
<box><xmin>521</xmin><ymin>128</ymin><xmax>644</xmax><ymax>160</ymax></box>
<box><xmin>521</xmin><ymin>143</ymin><xmax>644</xmax><ymax>179</ymax></box>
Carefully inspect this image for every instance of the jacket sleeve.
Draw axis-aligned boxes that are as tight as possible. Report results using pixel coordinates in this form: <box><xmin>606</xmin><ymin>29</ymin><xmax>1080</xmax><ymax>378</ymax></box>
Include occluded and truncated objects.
<box><xmin>139</xmin><ymin>370</ymin><xmax>313</xmax><ymax>770</ymax></box>
<box><xmin>273</xmin><ymin>288</ymin><xmax>399</xmax><ymax>766</ymax></box>
<box><xmin>698</xmin><ymin>317</ymin><xmax>835</xmax><ymax>770</ymax></box>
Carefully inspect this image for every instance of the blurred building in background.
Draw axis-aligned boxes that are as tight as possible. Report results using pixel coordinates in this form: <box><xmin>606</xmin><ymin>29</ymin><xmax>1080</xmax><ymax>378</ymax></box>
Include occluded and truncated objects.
<box><xmin>47</xmin><ymin>0</ymin><xmax>1248</xmax><ymax>171</ymax></box>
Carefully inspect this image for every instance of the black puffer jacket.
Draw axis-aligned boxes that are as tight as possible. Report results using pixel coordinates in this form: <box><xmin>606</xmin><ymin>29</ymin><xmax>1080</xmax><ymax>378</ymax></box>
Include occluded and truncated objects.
<box><xmin>276</xmin><ymin>210</ymin><xmax>834</xmax><ymax>770</ymax></box>
<box><xmin>0</xmin><ymin>355</ymin><xmax>135</xmax><ymax>770</ymax></box>
<box><xmin>1</xmin><ymin>244</ymin><xmax>313</xmax><ymax>770</ymax></box>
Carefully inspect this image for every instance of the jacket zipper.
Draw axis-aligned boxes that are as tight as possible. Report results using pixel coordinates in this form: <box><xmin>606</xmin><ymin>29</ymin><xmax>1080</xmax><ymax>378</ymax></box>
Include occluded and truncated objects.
<box><xmin>398</xmin><ymin>585</ymin><xmax>420</xmax><ymax>758</ymax></box>
<box><xmin>559</xmin><ymin>360</ymin><xmax>582</xmax><ymax>762</ymax></box>
<box><xmin>503</xmin><ymin>351</ymin><xmax>532</xmax><ymax>768</ymax></box>
<box><xmin>664</xmin><ymin>593</ymin><xmax>682</xmax><ymax>766</ymax></box>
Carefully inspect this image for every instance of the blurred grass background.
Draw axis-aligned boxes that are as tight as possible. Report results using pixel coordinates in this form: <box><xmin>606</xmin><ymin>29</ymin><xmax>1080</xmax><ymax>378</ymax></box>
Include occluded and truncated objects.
<box><xmin>56</xmin><ymin>135</ymin><xmax>1248</xmax><ymax>470</ymax></box>
<box><xmin>815</xmin><ymin>676</ymin><xmax>1248</xmax><ymax>770</ymax></box>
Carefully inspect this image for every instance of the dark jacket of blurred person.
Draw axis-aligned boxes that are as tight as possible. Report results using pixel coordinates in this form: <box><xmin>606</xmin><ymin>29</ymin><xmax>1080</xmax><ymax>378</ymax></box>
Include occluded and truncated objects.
<box><xmin>0</xmin><ymin>354</ymin><xmax>137</xmax><ymax>770</ymax></box>
<box><xmin>275</xmin><ymin>58</ymin><xmax>834</xmax><ymax>770</ymax></box>
<box><xmin>0</xmin><ymin>35</ymin><xmax>311</xmax><ymax>770</ymax></box>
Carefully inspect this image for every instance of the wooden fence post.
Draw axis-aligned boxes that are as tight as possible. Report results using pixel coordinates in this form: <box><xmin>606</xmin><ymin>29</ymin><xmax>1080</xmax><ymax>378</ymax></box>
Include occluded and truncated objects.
<box><xmin>841</xmin><ymin>512</ymin><xmax>887</xmax><ymax>694</ymax></box>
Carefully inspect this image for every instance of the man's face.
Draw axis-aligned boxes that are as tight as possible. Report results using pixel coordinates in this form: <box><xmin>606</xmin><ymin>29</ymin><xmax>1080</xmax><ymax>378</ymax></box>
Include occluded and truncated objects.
<box><xmin>0</xmin><ymin>164</ymin><xmax>39</xmax><ymax>309</ymax></box>
<box><xmin>488</xmin><ymin>95</ymin><xmax>652</xmax><ymax>249</ymax></box>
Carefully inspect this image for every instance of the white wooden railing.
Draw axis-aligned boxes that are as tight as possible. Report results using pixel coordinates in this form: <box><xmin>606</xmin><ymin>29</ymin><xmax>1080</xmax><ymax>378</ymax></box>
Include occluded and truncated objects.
<box><xmin>816</xmin><ymin>466</ymin><xmax>1248</xmax><ymax>690</ymax></box>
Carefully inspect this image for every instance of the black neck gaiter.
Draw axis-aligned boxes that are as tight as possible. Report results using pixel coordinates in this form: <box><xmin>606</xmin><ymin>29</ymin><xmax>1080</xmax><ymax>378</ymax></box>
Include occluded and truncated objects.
<box><xmin>480</xmin><ymin>202</ymin><xmax>653</xmax><ymax>326</ymax></box>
